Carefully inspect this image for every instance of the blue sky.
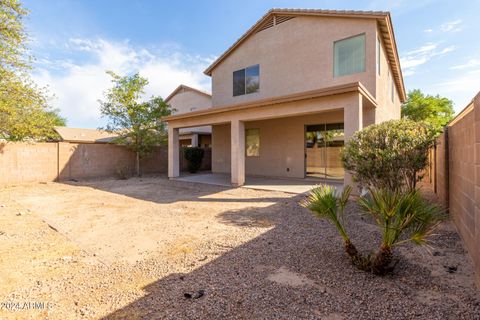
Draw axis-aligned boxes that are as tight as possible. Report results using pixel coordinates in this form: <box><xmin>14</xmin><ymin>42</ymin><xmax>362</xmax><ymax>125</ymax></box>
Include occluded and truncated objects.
<box><xmin>24</xmin><ymin>0</ymin><xmax>480</xmax><ymax>128</ymax></box>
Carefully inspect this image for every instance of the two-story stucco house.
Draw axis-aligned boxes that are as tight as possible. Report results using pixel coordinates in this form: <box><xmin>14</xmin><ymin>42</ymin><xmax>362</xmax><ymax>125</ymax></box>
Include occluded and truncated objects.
<box><xmin>165</xmin><ymin>84</ymin><xmax>212</xmax><ymax>147</ymax></box>
<box><xmin>165</xmin><ymin>9</ymin><xmax>406</xmax><ymax>187</ymax></box>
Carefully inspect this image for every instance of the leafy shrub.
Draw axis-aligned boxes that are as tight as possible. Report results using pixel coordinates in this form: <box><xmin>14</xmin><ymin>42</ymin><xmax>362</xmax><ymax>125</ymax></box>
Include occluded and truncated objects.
<box><xmin>341</xmin><ymin>119</ymin><xmax>436</xmax><ymax>192</ymax></box>
<box><xmin>302</xmin><ymin>185</ymin><xmax>444</xmax><ymax>275</ymax></box>
<box><xmin>184</xmin><ymin>147</ymin><xmax>204</xmax><ymax>173</ymax></box>
<box><xmin>115</xmin><ymin>164</ymin><xmax>130</xmax><ymax>180</ymax></box>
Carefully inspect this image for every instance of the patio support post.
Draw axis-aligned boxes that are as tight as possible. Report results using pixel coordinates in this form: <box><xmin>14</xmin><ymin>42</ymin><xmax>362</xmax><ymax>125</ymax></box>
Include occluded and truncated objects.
<box><xmin>168</xmin><ymin>126</ymin><xmax>180</xmax><ymax>179</ymax></box>
<box><xmin>344</xmin><ymin>93</ymin><xmax>363</xmax><ymax>189</ymax></box>
<box><xmin>231</xmin><ymin>119</ymin><xmax>245</xmax><ymax>186</ymax></box>
<box><xmin>191</xmin><ymin>133</ymin><xmax>199</xmax><ymax>147</ymax></box>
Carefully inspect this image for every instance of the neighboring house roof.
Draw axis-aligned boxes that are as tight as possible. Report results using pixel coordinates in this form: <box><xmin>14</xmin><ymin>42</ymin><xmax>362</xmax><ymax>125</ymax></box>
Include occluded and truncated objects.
<box><xmin>164</xmin><ymin>84</ymin><xmax>212</xmax><ymax>103</ymax></box>
<box><xmin>165</xmin><ymin>82</ymin><xmax>376</xmax><ymax>122</ymax></box>
<box><xmin>203</xmin><ymin>8</ymin><xmax>406</xmax><ymax>102</ymax></box>
<box><xmin>54</xmin><ymin>126</ymin><xmax>119</xmax><ymax>143</ymax></box>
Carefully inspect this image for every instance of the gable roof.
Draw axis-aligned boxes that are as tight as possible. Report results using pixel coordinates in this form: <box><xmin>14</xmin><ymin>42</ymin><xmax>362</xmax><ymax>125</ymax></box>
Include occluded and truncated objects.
<box><xmin>164</xmin><ymin>84</ymin><xmax>211</xmax><ymax>103</ymax></box>
<box><xmin>203</xmin><ymin>8</ymin><xmax>406</xmax><ymax>102</ymax></box>
<box><xmin>54</xmin><ymin>126</ymin><xmax>119</xmax><ymax>143</ymax></box>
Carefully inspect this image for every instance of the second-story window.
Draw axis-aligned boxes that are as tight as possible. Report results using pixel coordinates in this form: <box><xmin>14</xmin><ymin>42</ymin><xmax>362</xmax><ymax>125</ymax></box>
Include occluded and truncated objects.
<box><xmin>233</xmin><ymin>64</ymin><xmax>260</xmax><ymax>96</ymax></box>
<box><xmin>334</xmin><ymin>34</ymin><xmax>366</xmax><ymax>77</ymax></box>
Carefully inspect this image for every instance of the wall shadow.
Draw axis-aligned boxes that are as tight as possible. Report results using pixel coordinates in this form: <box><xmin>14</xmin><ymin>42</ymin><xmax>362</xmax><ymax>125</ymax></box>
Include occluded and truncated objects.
<box><xmin>62</xmin><ymin>176</ymin><xmax>289</xmax><ymax>205</ymax></box>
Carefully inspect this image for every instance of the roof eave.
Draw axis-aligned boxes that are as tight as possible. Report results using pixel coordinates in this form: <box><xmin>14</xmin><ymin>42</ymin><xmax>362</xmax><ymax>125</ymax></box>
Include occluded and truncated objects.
<box><xmin>383</xmin><ymin>14</ymin><xmax>407</xmax><ymax>102</ymax></box>
<box><xmin>165</xmin><ymin>84</ymin><xmax>212</xmax><ymax>103</ymax></box>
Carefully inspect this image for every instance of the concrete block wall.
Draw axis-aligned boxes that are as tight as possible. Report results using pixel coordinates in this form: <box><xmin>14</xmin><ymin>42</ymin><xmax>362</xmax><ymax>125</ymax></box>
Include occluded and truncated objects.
<box><xmin>0</xmin><ymin>142</ymin><xmax>58</xmax><ymax>185</ymax></box>
<box><xmin>58</xmin><ymin>143</ymin><xmax>136</xmax><ymax>180</ymax></box>
<box><xmin>434</xmin><ymin>132</ymin><xmax>448</xmax><ymax>208</ymax></box>
<box><xmin>473</xmin><ymin>92</ymin><xmax>480</xmax><ymax>286</ymax></box>
<box><xmin>431</xmin><ymin>92</ymin><xmax>480</xmax><ymax>286</ymax></box>
<box><xmin>0</xmin><ymin>142</ymin><xmax>212</xmax><ymax>185</ymax></box>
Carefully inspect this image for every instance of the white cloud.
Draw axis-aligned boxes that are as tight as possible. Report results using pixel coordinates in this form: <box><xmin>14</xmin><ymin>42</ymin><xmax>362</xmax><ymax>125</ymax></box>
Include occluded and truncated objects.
<box><xmin>450</xmin><ymin>58</ymin><xmax>480</xmax><ymax>70</ymax></box>
<box><xmin>32</xmin><ymin>38</ymin><xmax>212</xmax><ymax>128</ymax></box>
<box><xmin>440</xmin><ymin>19</ymin><xmax>462</xmax><ymax>33</ymax></box>
<box><xmin>400</xmin><ymin>43</ymin><xmax>456</xmax><ymax>76</ymax></box>
<box><xmin>434</xmin><ymin>72</ymin><xmax>480</xmax><ymax>112</ymax></box>
<box><xmin>423</xmin><ymin>28</ymin><xmax>433</xmax><ymax>33</ymax></box>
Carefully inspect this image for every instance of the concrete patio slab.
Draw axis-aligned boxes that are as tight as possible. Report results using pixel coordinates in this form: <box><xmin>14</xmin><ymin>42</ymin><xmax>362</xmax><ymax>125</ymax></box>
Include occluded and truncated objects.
<box><xmin>174</xmin><ymin>172</ymin><xmax>343</xmax><ymax>194</ymax></box>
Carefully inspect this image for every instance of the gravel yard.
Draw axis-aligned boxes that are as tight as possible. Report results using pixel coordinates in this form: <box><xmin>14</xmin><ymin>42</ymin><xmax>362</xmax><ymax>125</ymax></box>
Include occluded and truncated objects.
<box><xmin>0</xmin><ymin>176</ymin><xmax>479</xmax><ymax>319</ymax></box>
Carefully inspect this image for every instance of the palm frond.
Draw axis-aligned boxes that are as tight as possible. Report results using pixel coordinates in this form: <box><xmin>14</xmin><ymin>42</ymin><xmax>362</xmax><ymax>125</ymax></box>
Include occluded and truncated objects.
<box><xmin>358</xmin><ymin>188</ymin><xmax>444</xmax><ymax>248</ymax></box>
<box><xmin>302</xmin><ymin>184</ymin><xmax>351</xmax><ymax>241</ymax></box>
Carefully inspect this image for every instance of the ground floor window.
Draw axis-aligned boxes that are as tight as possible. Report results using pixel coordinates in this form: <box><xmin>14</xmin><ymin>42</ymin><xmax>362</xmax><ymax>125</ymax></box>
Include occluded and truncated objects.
<box><xmin>246</xmin><ymin>128</ymin><xmax>260</xmax><ymax>157</ymax></box>
<box><xmin>305</xmin><ymin>123</ymin><xmax>344</xmax><ymax>181</ymax></box>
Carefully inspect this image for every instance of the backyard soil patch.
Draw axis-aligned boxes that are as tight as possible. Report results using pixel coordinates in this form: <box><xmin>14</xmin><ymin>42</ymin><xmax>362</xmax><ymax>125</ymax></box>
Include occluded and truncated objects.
<box><xmin>0</xmin><ymin>176</ymin><xmax>479</xmax><ymax>319</ymax></box>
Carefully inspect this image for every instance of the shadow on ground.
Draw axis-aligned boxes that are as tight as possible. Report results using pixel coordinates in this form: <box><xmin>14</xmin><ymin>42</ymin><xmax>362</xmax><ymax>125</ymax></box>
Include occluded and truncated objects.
<box><xmin>62</xmin><ymin>175</ymin><xmax>291</xmax><ymax>205</ymax></box>
<box><xmin>100</xmin><ymin>192</ymin><xmax>480</xmax><ymax>320</ymax></box>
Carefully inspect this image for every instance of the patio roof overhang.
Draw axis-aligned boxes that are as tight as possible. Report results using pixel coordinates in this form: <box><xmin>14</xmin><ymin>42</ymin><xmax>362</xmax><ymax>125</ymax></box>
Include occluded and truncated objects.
<box><xmin>165</xmin><ymin>82</ymin><xmax>376</xmax><ymax>128</ymax></box>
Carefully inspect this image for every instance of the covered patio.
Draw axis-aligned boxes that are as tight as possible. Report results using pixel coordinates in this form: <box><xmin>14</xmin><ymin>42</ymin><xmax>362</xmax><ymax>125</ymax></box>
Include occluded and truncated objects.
<box><xmin>165</xmin><ymin>82</ymin><xmax>377</xmax><ymax>188</ymax></box>
<box><xmin>172</xmin><ymin>172</ymin><xmax>342</xmax><ymax>194</ymax></box>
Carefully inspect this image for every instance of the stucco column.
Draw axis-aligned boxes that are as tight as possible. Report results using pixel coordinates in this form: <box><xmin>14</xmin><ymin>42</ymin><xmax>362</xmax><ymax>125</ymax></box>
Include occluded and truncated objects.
<box><xmin>231</xmin><ymin>119</ymin><xmax>245</xmax><ymax>186</ymax></box>
<box><xmin>344</xmin><ymin>93</ymin><xmax>363</xmax><ymax>188</ymax></box>
<box><xmin>168</xmin><ymin>126</ymin><xmax>180</xmax><ymax>179</ymax></box>
<box><xmin>191</xmin><ymin>133</ymin><xmax>199</xmax><ymax>147</ymax></box>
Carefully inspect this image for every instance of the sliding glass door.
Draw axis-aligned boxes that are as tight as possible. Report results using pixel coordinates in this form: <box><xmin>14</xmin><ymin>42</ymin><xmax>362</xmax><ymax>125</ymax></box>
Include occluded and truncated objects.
<box><xmin>305</xmin><ymin>123</ymin><xmax>345</xmax><ymax>181</ymax></box>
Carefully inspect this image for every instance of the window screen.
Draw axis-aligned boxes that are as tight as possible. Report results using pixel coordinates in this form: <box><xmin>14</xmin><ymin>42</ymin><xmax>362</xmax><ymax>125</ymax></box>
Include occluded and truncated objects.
<box><xmin>334</xmin><ymin>34</ymin><xmax>366</xmax><ymax>77</ymax></box>
<box><xmin>233</xmin><ymin>69</ymin><xmax>245</xmax><ymax>97</ymax></box>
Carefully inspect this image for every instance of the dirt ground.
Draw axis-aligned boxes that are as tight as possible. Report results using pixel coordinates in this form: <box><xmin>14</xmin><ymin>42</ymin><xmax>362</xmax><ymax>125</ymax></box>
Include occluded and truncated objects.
<box><xmin>0</xmin><ymin>176</ymin><xmax>479</xmax><ymax>319</ymax></box>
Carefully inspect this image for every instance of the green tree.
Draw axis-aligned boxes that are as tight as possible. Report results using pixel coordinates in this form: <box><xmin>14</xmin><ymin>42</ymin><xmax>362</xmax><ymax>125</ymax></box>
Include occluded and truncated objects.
<box><xmin>401</xmin><ymin>89</ymin><xmax>454</xmax><ymax>134</ymax></box>
<box><xmin>99</xmin><ymin>71</ymin><xmax>173</xmax><ymax>176</ymax></box>
<box><xmin>0</xmin><ymin>0</ymin><xmax>65</xmax><ymax>141</ymax></box>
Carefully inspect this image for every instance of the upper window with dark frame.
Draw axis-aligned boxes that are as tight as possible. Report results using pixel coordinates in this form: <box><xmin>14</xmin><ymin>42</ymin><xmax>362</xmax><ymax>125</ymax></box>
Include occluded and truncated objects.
<box><xmin>233</xmin><ymin>64</ymin><xmax>260</xmax><ymax>96</ymax></box>
<box><xmin>334</xmin><ymin>34</ymin><xmax>366</xmax><ymax>77</ymax></box>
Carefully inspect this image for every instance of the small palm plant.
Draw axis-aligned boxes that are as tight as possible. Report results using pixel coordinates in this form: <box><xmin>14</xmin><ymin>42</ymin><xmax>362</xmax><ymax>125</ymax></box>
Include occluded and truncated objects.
<box><xmin>358</xmin><ymin>188</ymin><xmax>444</xmax><ymax>274</ymax></box>
<box><xmin>301</xmin><ymin>185</ymin><xmax>362</xmax><ymax>263</ymax></box>
<box><xmin>302</xmin><ymin>185</ymin><xmax>444</xmax><ymax>275</ymax></box>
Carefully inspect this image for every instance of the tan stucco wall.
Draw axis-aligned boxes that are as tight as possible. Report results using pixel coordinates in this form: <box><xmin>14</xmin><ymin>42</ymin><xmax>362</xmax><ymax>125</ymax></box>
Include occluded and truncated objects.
<box><xmin>211</xmin><ymin>16</ymin><xmax>377</xmax><ymax>108</ymax></box>
<box><xmin>169</xmin><ymin>90</ymin><xmax>212</xmax><ymax>114</ymax></box>
<box><xmin>374</xmin><ymin>26</ymin><xmax>402</xmax><ymax>124</ymax></box>
<box><xmin>168</xmin><ymin>89</ymin><xmax>212</xmax><ymax>134</ymax></box>
<box><xmin>211</xmin><ymin>124</ymin><xmax>231</xmax><ymax>173</ymax></box>
<box><xmin>212</xmin><ymin>110</ymin><xmax>343</xmax><ymax>178</ymax></box>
